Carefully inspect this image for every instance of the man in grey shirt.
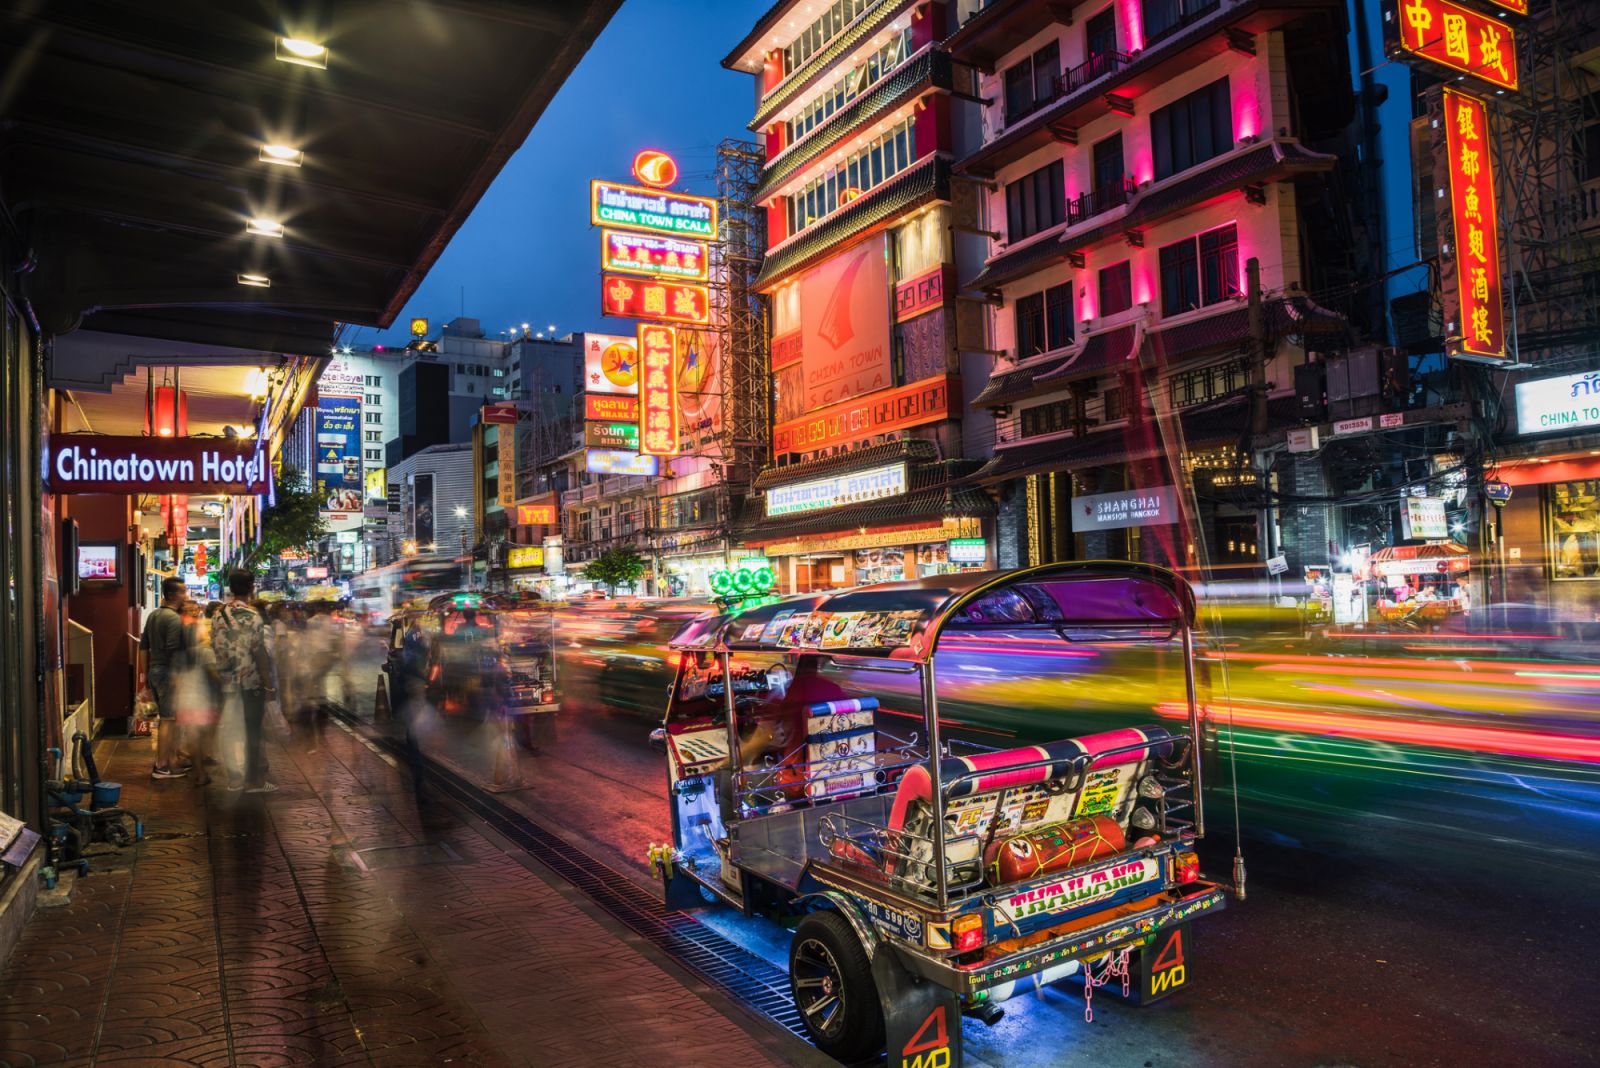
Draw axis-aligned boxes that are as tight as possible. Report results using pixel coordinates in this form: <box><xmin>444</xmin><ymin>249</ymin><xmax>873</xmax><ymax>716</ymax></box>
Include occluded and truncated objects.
<box><xmin>138</xmin><ymin>577</ymin><xmax>189</xmax><ymax>777</ymax></box>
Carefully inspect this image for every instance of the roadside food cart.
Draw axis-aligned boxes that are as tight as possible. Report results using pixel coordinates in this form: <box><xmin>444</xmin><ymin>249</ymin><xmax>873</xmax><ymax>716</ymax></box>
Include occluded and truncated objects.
<box><xmin>1372</xmin><ymin>542</ymin><xmax>1471</xmax><ymax>628</ymax></box>
<box><xmin>649</xmin><ymin>563</ymin><xmax>1228</xmax><ymax>1065</ymax></box>
<box><xmin>379</xmin><ymin>592</ymin><xmax>561</xmax><ymax>748</ymax></box>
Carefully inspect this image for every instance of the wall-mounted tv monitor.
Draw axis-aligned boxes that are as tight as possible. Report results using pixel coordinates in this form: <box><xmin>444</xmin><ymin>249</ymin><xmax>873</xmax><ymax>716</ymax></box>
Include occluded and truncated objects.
<box><xmin>77</xmin><ymin>542</ymin><xmax>123</xmax><ymax>584</ymax></box>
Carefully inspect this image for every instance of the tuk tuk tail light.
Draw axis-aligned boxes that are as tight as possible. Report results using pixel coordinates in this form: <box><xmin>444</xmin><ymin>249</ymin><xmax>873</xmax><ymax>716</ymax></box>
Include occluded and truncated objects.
<box><xmin>1136</xmin><ymin>775</ymin><xmax>1166</xmax><ymax>800</ymax></box>
<box><xmin>1174</xmin><ymin>851</ymin><xmax>1200</xmax><ymax>885</ymax></box>
<box><xmin>1130</xmin><ymin>806</ymin><xmax>1158</xmax><ymax>832</ymax></box>
<box><xmin>953</xmin><ymin>913</ymin><xmax>985</xmax><ymax>953</ymax></box>
<box><xmin>542</xmin><ymin>689</ymin><xmax>555</xmax><ymax>703</ymax></box>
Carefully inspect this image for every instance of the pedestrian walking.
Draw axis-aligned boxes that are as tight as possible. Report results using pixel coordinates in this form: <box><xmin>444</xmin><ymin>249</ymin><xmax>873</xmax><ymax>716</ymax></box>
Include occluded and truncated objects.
<box><xmin>211</xmin><ymin>570</ymin><xmax>277</xmax><ymax>794</ymax></box>
<box><xmin>175</xmin><ymin>599</ymin><xmax>222</xmax><ymax>787</ymax></box>
<box><xmin>137</xmin><ymin>577</ymin><xmax>190</xmax><ymax>778</ymax></box>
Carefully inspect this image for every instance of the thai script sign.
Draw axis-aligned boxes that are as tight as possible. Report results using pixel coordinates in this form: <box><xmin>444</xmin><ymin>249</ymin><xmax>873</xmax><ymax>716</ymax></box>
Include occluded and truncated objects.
<box><xmin>774</xmin><ymin>375</ymin><xmax>954</xmax><ymax>454</ymax></box>
<box><xmin>1387</xmin><ymin>0</ymin><xmax>1518</xmax><ymax>92</ymax></box>
<box><xmin>1440</xmin><ymin>89</ymin><xmax>1506</xmax><ymax>361</ymax></box>
<box><xmin>47</xmin><ymin>436</ymin><xmax>271</xmax><ymax>495</ymax></box>
<box><xmin>602</xmin><ymin>274</ymin><xmax>710</xmax><ymax>326</ymax></box>
<box><xmin>585</xmin><ymin>421</ymin><xmax>640</xmax><ymax>449</ymax></box>
<box><xmin>516</xmin><ymin>503</ymin><xmax>557</xmax><ymax>526</ymax></box>
<box><xmin>506</xmin><ymin>545</ymin><xmax>545</xmax><ymax>569</ymax></box>
<box><xmin>947</xmin><ymin>537</ymin><xmax>987</xmax><ymax>563</ymax></box>
<box><xmin>765</xmin><ymin>461</ymin><xmax>908</xmax><ymax>517</ymax></box>
<box><xmin>585</xmin><ymin>394</ymin><xmax>640</xmax><ymax>421</ymax></box>
<box><xmin>586</xmin><ymin>449</ymin><xmax>659</xmax><ymax>477</ymax></box>
<box><xmin>602</xmin><ymin>229</ymin><xmax>709</xmax><ymax>282</ymax></box>
<box><xmin>316</xmin><ymin>394</ymin><xmax>363</xmax><ymax>513</ymax></box>
<box><xmin>590</xmin><ymin>179</ymin><xmax>717</xmax><ymax>238</ymax></box>
<box><xmin>1515</xmin><ymin>370</ymin><xmax>1600</xmax><ymax>435</ymax></box>
<box><xmin>1072</xmin><ymin>486</ymin><xmax>1178</xmax><ymax>531</ymax></box>
<box><xmin>637</xmin><ymin>323</ymin><xmax>680</xmax><ymax>457</ymax></box>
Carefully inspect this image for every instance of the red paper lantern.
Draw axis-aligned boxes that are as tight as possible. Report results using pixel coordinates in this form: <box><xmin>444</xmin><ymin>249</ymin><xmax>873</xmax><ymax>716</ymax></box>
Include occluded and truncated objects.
<box><xmin>165</xmin><ymin>494</ymin><xmax>188</xmax><ymax>547</ymax></box>
<box><xmin>144</xmin><ymin>386</ymin><xmax>188</xmax><ymax>438</ymax></box>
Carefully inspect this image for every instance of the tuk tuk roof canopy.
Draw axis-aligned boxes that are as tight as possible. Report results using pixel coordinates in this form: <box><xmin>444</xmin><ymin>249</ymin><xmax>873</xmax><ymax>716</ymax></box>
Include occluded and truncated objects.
<box><xmin>673</xmin><ymin>562</ymin><xmax>1196</xmax><ymax>663</ymax></box>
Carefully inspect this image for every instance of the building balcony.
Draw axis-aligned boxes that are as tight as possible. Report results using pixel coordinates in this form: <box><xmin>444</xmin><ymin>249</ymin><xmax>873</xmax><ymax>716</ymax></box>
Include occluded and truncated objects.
<box><xmin>947</xmin><ymin>0</ymin><xmax>1102</xmax><ymax>70</ymax></box>
<box><xmin>954</xmin><ymin>0</ymin><xmax>1341</xmax><ymax>179</ymax></box>
<box><xmin>1066</xmin><ymin>177</ymin><xmax>1136</xmax><ymax>225</ymax></box>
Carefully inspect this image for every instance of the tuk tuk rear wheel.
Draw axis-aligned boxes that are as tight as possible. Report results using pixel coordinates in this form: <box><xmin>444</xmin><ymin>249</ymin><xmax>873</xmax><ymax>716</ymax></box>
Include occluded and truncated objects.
<box><xmin>789</xmin><ymin>910</ymin><xmax>884</xmax><ymax>1060</ymax></box>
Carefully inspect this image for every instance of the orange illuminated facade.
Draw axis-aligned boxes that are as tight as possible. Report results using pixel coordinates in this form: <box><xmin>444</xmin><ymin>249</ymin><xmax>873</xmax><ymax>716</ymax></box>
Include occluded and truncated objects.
<box><xmin>1391</xmin><ymin>0</ymin><xmax>1519</xmax><ymax>92</ymax></box>
<box><xmin>636</xmin><ymin>323</ymin><xmax>679</xmax><ymax>457</ymax></box>
<box><xmin>1442</xmin><ymin>88</ymin><xmax>1505</xmax><ymax>361</ymax></box>
<box><xmin>601</xmin><ymin>274</ymin><xmax>709</xmax><ymax>326</ymax></box>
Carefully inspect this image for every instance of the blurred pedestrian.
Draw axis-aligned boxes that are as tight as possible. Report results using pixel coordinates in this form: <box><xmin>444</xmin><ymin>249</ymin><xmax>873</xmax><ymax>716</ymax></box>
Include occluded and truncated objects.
<box><xmin>212</xmin><ymin>570</ymin><xmax>277</xmax><ymax>793</ymax></box>
<box><xmin>175</xmin><ymin>599</ymin><xmax>222</xmax><ymax>786</ymax></box>
<box><xmin>137</xmin><ymin>577</ymin><xmax>189</xmax><ymax>778</ymax></box>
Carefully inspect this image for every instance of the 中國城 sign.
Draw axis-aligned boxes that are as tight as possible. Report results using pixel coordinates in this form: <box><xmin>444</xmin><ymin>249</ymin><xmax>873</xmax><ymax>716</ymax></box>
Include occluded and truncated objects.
<box><xmin>590</xmin><ymin>180</ymin><xmax>717</xmax><ymax>238</ymax></box>
<box><xmin>47</xmin><ymin>436</ymin><xmax>271</xmax><ymax>494</ymax></box>
<box><xmin>1515</xmin><ymin>370</ymin><xmax>1600</xmax><ymax>435</ymax></box>
<box><xmin>1387</xmin><ymin>0</ymin><xmax>1518</xmax><ymax>93</ymax></box>
<box><xmin>765</xmin><ymin>462</ymin><xmax>908</xmax><ymax>518</ymax></box>
<box><xmin>602</xmin><ymin>275</ymin><xmax>710</xmax><ymax>326</ymax></box>
<box><xmin>1073</xmin><ymin>486</ymin><xmax>1179</xmax><ymax>531</ymax></box>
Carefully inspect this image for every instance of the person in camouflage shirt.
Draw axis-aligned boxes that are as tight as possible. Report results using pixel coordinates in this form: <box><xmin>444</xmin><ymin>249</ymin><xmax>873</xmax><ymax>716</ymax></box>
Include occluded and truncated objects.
<box><xmin>211</xmin><ymin>570</ymin><xmax>276</xmax><ymax>792</ymax></box>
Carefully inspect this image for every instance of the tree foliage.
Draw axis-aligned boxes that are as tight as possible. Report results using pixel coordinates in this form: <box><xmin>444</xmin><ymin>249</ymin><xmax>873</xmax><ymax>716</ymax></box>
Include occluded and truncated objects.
<box><xmin>586</xmin><ymin>545</ymin><xmax>645</xmax><ymax>594</ymax></box>
<box><xmin>236</xmin><ymin>465</ymin><xmax>328</xmax><ymax>574</ymax></box>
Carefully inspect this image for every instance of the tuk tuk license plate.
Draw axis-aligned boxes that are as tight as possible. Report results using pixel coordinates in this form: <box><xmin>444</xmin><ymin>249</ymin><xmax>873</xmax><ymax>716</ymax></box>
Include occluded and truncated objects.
<box><xmin>1138</xmin><ymin>922</ymin><xmax>1191</xmax><ymax>1003</ymax></box>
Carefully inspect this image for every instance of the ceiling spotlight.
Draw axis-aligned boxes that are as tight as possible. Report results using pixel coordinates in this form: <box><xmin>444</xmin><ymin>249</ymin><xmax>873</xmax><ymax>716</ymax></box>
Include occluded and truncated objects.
<box><xmin>260</xmin><ymin>143</ymin><xmax>304</xmax><ymax>167</ymax></box>
<box><xmin>276</xmin><ymin>37</ymin><xmax>328</xmax><ymax>68</ymax></box>
<box><xmin>237</xmin><ymin>272</ymin><xmax>271</xmax><ymax>288</ymax></box>
<box><xmin>246</xmin><ymin>218</ymin><xmax>284</xmax><ymax>237</ymax></box>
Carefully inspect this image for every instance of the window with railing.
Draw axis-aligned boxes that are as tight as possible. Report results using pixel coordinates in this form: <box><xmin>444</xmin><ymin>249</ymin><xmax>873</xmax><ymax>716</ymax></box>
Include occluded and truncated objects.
<box><xmin>1141</xmin><ymin>0</ymin><xmax>1222</xmax><ymax>46</ymax></box>
<box><xmin>1005</xmin><ymin>159</ymin><xmax>1066</xmax><ymax>241</ymax></box>
<box><xmin>1151</xmin><ymin>77</ymin><xmax>1231</xmax><ymax>182</ymax></box>
<box><xmin>1168</xmin><ymin>358</ymin><xmax>1248</xmax><ymax>408</ymax></box>
<box><xmin>1159</xmin><ymin>223</ymin><xmax>1238</xmax><ymax>317</ymax></box>
<box><xmin>1020</xmin><ymin>398</ymin><xmax>1073</xmax><ymax>437</ymax></box>
<box><xmin>782</xmin><ymin>0</ymin><xmax>871</xmax><ymax>77</ymax></box>
<box><xmin>786</xmin><ymin>28</ymin><xmax>914</xmax><ymax>144</ymax></box>
<box><xmin>786</xmin><ymin>115</ymin><xmax>916</xmax><ymax>236</ymax></box>
<box><xmin>1002</xmin><ymin>39</ymin><xmax>1061</xmax><ymax>125</ymax></box>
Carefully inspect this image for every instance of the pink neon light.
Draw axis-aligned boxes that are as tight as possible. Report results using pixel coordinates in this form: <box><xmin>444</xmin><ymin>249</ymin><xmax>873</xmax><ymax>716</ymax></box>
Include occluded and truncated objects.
<box><xmin>1119</xmin><ymin>0</ymin><xmax>1145</xmax><ymax>52</ymax></box>
<box><xmin>1232</xmin><ymin>93</ymin><xmax>1258</xmax><ymax>142</ymax></box>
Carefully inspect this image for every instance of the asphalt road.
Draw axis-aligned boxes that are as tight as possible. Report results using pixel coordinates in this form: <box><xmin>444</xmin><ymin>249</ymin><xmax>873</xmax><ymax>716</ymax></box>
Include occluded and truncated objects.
<box><xmin>346</xmin><ymin>624</ymin><xmax>1600</xmax><ymax>1068</ymax></box>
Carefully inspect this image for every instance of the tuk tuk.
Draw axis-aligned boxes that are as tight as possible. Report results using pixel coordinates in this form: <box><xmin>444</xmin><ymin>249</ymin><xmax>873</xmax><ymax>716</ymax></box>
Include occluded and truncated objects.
<box><xmin>649</xmin><ymin>563</ymin><xmax>1229</xmax><ymax>1065</ymax></box>
<box><xmin>378</xmin><ymin>592</ymin><xmax>561</xmax><ymax>748</ymax></box>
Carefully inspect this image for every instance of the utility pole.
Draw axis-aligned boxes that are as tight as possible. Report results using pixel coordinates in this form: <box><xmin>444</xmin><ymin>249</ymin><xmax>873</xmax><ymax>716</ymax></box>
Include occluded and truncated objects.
<box><xmin>1247</xmin><ymin>257</ymin><xmax>1267</xmax><ymax>437</ymax></box>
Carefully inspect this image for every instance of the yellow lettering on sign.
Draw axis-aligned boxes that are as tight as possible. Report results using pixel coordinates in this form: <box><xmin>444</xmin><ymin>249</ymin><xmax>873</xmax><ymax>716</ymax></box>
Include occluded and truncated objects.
<box><xmin>1478</xmin><ymin>25</ymin><xmax>1508</xmax><ymax>80</ymax></box>
<box><xmin>1443</xmin><ymin>13</ymin><xmax>1469</xmax><ymax>62</ymax></box>
<box><xmin>1404</xmin><ymin>0</ymin><xmax>1432</xmax><ymax>46</ymax></box>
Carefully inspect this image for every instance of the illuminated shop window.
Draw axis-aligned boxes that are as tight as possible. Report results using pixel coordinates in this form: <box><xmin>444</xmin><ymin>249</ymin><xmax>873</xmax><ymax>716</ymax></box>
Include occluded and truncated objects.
<box><xmin>1551</xmin><ymin>480</ymin><xmax>1600</xmax><ymax>580</ymax></box>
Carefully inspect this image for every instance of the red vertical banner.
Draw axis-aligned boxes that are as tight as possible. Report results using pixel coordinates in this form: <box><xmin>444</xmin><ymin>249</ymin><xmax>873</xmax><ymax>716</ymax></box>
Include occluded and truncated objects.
<box><xmin>1442</xmin><ymin>89</ymin><xmax>1506</xmax><ymax>361</ymax></box>
<box><xmin>637</xmin><ymin>324</ymin><xmax>679</xmax><ymax>457</ymax></box>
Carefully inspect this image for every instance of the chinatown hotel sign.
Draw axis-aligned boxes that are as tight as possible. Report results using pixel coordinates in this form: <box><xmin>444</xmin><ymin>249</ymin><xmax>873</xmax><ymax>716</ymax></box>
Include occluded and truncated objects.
<box><xmin>1435</xmin><ymin>88</ymin><xmax>1506</xmax><ymax>362</ymax></box>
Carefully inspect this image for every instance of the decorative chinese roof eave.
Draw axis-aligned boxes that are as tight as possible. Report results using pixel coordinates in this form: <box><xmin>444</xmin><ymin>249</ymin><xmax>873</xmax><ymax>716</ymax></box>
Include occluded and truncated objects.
<box><xmin>754</xmin><ymin>438</ymin><xmax>939</xmax><ymax>489</ymax></box>
<box><xmin>966</xmin><ymin>227</ymin><xmax>1072</xmax><ymax>290</ymax></box>
<box><xmin>755</xmin><ymin>155</ymin><xmax>950</xmax><ymax>291</ymax></box>
<box><xmin>1034</xmin><ymin>323</ymin><xmax>1142</xmax><ymax>385</ymax></box>
<box><xmin>754</xmin><ymin>49</ymin><xmax>949</xmax><ymax>202</ymax></box>
<box><xmin>746</xmin><ymin>0</ymin><xmax>923</xmax><ymax>131</ymax></box>
<box><xmin>943</xmin><ymin>0</ymin><xmax>1092</xmax><ymax>69</ymax></box>
<box><xmin>970</xmin><ymin>355</ymin><xmax>1070</xmax><ymax>407</ymax></box>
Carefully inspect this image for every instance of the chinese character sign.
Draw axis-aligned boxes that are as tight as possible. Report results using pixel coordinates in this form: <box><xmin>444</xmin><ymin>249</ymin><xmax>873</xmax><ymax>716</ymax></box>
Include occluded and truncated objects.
<box><xmin>601</xmin><ymin>274</ymin><xmax>710</xmax><ymax>326</ymax></box>
<box><xmin>637</xmin><ymin>324</ymin><xmax>679</xmax><ymax>457</ymax></box>
<box><xmin>1392</xmin><ymin>0</ymin><xmax>1518</xmax><ymax>92</ymax></box>
<box><xmin>602</xmin><ymin>230</ymin><xmax>709</xmax><ymax>282</ymax></box>
<box><xmin>1443</xmin><ymin>89</ymin><xmax>1505</xmax><ymax>361</ymax></box>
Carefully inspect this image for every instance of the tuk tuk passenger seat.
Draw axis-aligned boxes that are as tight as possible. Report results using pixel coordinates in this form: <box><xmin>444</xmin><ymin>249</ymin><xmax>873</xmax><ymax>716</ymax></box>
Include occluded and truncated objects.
<box><xmin>800</xmin><ymin>697</ymin><xmax>879</xmax><ymax>802</ymax></box>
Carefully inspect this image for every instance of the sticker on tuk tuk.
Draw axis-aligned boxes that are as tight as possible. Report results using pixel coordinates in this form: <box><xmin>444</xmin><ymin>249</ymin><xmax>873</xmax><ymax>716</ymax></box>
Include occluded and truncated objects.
<box><xmin>1000</xmin><ymin>858</ymin><xmax>1159</xmax><ymax>921</ymax></box>
<box><xmin>878</xmin><ymin>611</ymin><xmax>920</xmax><ymax>647</ymax></box>
<box><xmin>821</xmin><ymin>613</ymin><xmax>857</xmax><ymax>647</ymax></box>
<box><xmin>1075</xmin><ymin>768</ymin><xmax>1124</xmax><ymax>817</ymax></box>
<box><xmin>739</xmin><ymin>622</ymin><xmax>767</xmax><ymax>642</ymax></box>
<box><xmin>760</xmin><ymin>611</ymin><xmax>794</xmax><ymax>645</ymax></box>
<box><xmin>1022</xmin><ymin>798</ymin><xmax>1051</xmax><ymax>823</ymax></box>
<box><xmin>775</xmin><ymin>612</ymin><xmax>809</xmax><ymax>647</ymax></box>
<box><xmin>848</xmin><ymin>612</ymin><xmax>886</xmax><ymax>646</ymax></box>
<box><xmin>800</xmin><ymin>614</ymin><xmax>829</xmax><ymax>648</ymax></box>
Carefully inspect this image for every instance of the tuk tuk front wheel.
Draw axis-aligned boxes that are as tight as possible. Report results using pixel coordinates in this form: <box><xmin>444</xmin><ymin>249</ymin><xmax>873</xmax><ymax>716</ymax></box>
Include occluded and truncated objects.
<box><xmin>789</xmin><ymin>910</ymin><xmax>884</xmax><ymax>1060</ymax></box>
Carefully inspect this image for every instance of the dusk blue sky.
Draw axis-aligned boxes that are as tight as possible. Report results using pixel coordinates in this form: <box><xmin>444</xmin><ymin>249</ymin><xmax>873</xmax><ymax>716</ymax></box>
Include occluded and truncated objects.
<box><xmin>356</xmin><ymin>0</ymin><xmax>761</xmax><ymax>348</ymax></box>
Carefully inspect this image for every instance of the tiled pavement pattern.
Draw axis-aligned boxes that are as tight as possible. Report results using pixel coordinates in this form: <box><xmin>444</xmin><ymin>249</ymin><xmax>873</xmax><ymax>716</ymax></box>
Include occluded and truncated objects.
<box><xmin>0</xmin><ymin>729</ymin><xmax>798</xmax><ymax>1068</ymax></box>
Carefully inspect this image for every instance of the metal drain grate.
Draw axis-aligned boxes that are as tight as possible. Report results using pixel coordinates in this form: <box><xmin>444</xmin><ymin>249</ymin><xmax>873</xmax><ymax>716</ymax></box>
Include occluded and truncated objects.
<box><xmin>349</xmin><ymin>840</ymin><xmax>465</xmax><ymax>872</ymax></box>
<box><xmin>347</xmin><ymin>722</ymin><xmax>810</xmax><ymax>1042</ymax></box>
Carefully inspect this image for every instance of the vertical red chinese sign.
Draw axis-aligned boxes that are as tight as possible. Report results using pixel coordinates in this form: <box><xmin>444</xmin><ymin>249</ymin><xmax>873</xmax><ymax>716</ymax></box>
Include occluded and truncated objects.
<box><xmin>637</xmin><ymin>324</ymin><xmax>679</xmax><ymax>457</ymax></box>
<box><xmin>1442</xmin><ymin>88</ymin><xmax>1505</xmax><ymax>361</ymax></box>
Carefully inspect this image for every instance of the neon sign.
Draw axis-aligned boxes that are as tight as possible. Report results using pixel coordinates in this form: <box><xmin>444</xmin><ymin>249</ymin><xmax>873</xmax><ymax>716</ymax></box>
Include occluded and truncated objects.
<box><xmin>1389</xmin><ymin>0</ymin><xmax>1518</xmax><ymax>92</ymax></box>
<box><xmin>585</xmin><ymin>394</ymin><xmax>639</xmax><ymax>422</ymax></box>
<box><xmin>586</xmin><ymin>449</ymin><xmax>659</xmax><ymax>477</ymax></box>
<box><xmin>601</xmin><ymin>229</ymin><xmax>710</xmax><ymax>282</ymax></box>
<box><xmin>1442</xmin><ymin>88</ymin><xmax>1505</xmax><ymax>361</ymax></box>
<box><xmin>601</xmin><ymin>274</ymin><xmax>710</xmax><ymax>326</ymax></box>
<box><xmin>590</xmin><ymin>180</ymin><xmax>717</xmax><ymax>238</ymax></box>
<box><xmin>632</xmin><ymin>150</ymin><xmax>679</xmax><ymax>188</ymax></box>
<box><xmin>637</xmin><ymin>324</ymin><xmax>680</xmax><ymax>457</ymax></box>
<box><xmin>47</xmin><ymin>436</ymin><xmax>271</xmax><ymax>495</ymax></box>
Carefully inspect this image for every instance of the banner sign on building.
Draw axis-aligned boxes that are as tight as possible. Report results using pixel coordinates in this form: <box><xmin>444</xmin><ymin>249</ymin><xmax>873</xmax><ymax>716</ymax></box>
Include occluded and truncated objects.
<box><xmin>765</xmin><ymin>461</ymin><xmax>908</xmax><ymax>517</ymax></box>
<box><xmin>481</xmin><ymin>402</ymin><xmax>518</xmax><ymax>425</ymax></box>
<box><xmin>948</xmin><ymin>537</ymin><xmax>987</xmax><ymax>563</ymax></box>
<box><xmin>676</xmin><ymin>328</ymin><xmax>722</xmax><ymax>442</ymax></box>
<box><xmin>601</xmin><ymin>229</ymin><xmax>710</xmax><ymax>282</ymax></box>
<box><xmin>1438</xmin><ymin>88</ymin><xmax>1506</xmax><ymax>362</ymax></box>
<box><xmin>414</xmin><ymin>472</ymin><xmax>435</xmax><ymax>546</ymax></box>
<box><xmin>637</xmin><ymin>323</ymin><xmax>680</xmax><ymax>457</ymax></box>
<box><xmin>497</xmin><ymin>428</ymin><xmax>516</xmax><ymax>508</ymax></box>
<box><xmin>316</xmin><ymin>394</ymin><xmax>363</xmax><ymax>513</ymax></box>
<box><xmin>506</xmin><ymin>545</ymin><xmax>545</xmax><ymax>569</ymax></box>
<box><xmin>47</xmin><ymin>436</ymin><xmax>271</xmax><ymax>495</ymax></box>
<box><xmin>586</xmin><ymin>393</ymin><xmax>640</xmax><ymax>422</ymax></box>
<box><xmin>1403</xmin><ymin>496</ymin><xmax>1449</xmax><ymax>540</ymax></box>
<box><xmin>798</xmin><ymin>235</ymin><xmax>892</xmax><ymax>411</ymax></box>
<box><xmin>602</xmin><ymin>275</ymin><xmax>710</xmax><ymax>326</ymax></box>
<box><xmin>585</xmin><ymin>421</ymin><xmax>640</xmax><ymax>449</ymax></box>
<box><xmin>590</xmin><ymin>180</ymin><xmax>717</xmax><ymax>238</ymax></box>
<box><xmin>586</xmin><ymin>448</ymin><xmax>660</xmax><ymax>477</ymax></box>
<box><xmin>1515</xmin><ymin>370</ymin><xmax>1600</xmax><ymax>435</ymax></box>
<box><xmin>517</xmin><ymin>502</ymin><xmax>558</xmax><ymax>526</ymax></box>
<box><xmin>584</xmin><ymin>333</ymin><xmax>639</xmax><ymax>396</ymax></box>
<box><xmin>1387</xmin><ymin>0</ymin><xmax>1518</xmax><ymax>92</ymax></box>
<box><xmin>774</xmin><ymin>375</ymin><xmax>954</xmax><ymax>454</ymax></box>
<box><xmin>1072</xmin><ymin>486</ymin><xmax>1179</xmax><ymax>531</ymax></box>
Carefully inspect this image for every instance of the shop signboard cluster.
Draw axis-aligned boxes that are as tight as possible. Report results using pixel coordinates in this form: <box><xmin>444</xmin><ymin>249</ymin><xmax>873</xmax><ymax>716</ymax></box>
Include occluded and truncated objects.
<box><xmin>637</xmin><ymin>323</ymin><xmax>680</xmax><ymax>457</ymax></box>
<box><xmin>765</xmin><ymin>462</ymin><xmax>908</xmax><ymax>518</ymax></box>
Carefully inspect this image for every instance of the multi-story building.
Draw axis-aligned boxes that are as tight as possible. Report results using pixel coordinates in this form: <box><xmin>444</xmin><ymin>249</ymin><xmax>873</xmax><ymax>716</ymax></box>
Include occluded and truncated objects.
<box><xmin>387</xmin><ymin>443</ymin><xmax>474</xmax><ymax>563</ymax></box>
<box><xmin>386</xmin><ymin>317</ymin><xmax>514</xmax><ymax>468</ymax></box>
<box><xmin>948</xmin><ymin>0</ymin><xmax>1358</xmax><ymax>573</ymax></box>
<box><xmin>724</xmin><ymin>0</ymin><xmax>996</xmax><ymax>594</ymax></box>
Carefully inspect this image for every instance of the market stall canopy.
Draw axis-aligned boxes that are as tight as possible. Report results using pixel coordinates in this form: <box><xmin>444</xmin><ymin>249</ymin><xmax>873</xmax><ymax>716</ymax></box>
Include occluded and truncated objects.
<box><xmin>0</xmin><ymin>0</ymin><xmax>620</xmax><ymax>352</ymax></box>
<box><xmin>1371</xmin><ymin>541</ymin><xmax>1471</xmax><ymax>575</ymax></box>
<box><xmin>673</xmin><ymin>563</ymin><xmax>1197</xmax><ymax>664</ymax></box>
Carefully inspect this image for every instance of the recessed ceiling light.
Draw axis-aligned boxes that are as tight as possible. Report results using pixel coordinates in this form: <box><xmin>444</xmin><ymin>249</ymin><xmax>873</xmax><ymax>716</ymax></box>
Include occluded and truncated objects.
<box><xmin>237</xmin><ymin>273</ymin><xmax>271</xmax><ymax>288</ymax></box>
<box><xmin>276</xmin><ymin>37</ymin><xmax>328</xmax><ymax>68</ymax></box>
<box><xmin>260</xmin><ymin>143</ymin><xmax>303</xmax><ymax>167</ymax></box>
<box><xmin>246</xmin><ymin>218</ymin><xmax>284</xmax><ymax>237</ymax></box>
